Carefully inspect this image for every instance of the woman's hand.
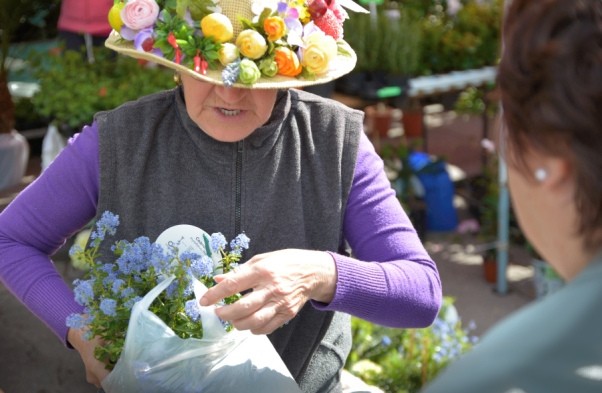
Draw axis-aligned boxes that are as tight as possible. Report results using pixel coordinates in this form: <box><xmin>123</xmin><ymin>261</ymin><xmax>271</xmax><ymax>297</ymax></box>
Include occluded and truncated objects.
<box><xmin>199</xmin><ymin>249</ymin><xmax>337</xmax><ymax>335</ymax></box>
<box><xmin>67</xmin><ymin>328</ymin><xmax>110</xmax><ymax>388</ymax></box>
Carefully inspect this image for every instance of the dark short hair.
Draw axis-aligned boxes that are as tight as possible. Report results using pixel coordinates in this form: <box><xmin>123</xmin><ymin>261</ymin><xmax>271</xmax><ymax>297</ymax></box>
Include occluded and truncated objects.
<box><xmin>498</xmin><ymin>0</ymin><xmax>602</xmax><ymax>250</ymax></box>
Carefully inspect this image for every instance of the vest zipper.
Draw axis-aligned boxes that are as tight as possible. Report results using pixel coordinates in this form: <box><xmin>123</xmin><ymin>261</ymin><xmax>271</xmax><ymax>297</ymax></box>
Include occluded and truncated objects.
<box><xmin>234</xmin><ymin>140</ymin><xmax>243</xmax><ymax>235</ymax></box>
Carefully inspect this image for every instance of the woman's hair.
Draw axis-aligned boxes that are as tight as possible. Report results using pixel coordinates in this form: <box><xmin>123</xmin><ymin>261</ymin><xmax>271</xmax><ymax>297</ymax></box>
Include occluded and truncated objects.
<box><xmin>498</xmin><ymin>0</ymin><xmax>602</xmax><ymax>250</ymax></box>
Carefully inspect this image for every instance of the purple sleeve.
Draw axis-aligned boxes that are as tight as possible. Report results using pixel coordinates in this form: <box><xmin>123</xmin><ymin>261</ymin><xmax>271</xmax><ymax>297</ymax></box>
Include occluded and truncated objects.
<box><xmin>312</xmin><ymin>133</ymin><xmax>442</xmax><ymax>328</ymax></box>
<box><xmin>0</xmin><ymin>124</ymin><xmax>100</xmax><ymax>343</ymax></box>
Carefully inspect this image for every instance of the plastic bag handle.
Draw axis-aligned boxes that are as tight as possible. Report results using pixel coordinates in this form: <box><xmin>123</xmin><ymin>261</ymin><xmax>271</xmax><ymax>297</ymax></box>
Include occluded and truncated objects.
<box><xmin>135</xmin><ymin>275</ymin><xmax>227</xmax><ymax>340</ymax></box>
<box><xmin>193</xmin><ymin>279</ymin><xmax>227</xmax><ymax>340</ymax></box>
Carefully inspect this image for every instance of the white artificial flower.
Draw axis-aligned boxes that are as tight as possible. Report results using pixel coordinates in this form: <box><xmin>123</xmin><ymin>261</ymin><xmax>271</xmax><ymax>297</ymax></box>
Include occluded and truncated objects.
<box><xmin>251</xmin><ymin>0</ymin><xmax>279</xmax><ymax>20</ymax></box>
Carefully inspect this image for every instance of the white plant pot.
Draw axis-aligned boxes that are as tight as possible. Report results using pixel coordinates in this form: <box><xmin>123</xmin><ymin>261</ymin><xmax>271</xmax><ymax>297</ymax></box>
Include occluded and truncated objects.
<box><xmin>0</xmin><ymin>129</ymin><xmax>30</xmax><ymax>192</ymax></box>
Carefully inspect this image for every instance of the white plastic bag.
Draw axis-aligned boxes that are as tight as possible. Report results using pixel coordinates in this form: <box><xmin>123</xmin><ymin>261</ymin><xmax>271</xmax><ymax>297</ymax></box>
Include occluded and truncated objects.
<box><xmin>101</xmin><ymin>275</ymin><xmax>302</xmax><ymax>393</ymax></box>
<box><xmin>41</xmin><ymin>124</ymin><xmax>66</xmax><ymax>171</ymax></box>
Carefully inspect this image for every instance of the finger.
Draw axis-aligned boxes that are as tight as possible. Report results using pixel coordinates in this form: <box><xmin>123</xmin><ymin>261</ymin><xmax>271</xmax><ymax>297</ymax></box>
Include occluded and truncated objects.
<box><xmin>250</xmin><ymin>317</ymin><xmax>287</xmax><ymax>335</ymax></box>
<box><xmin>214</xmin><ymin>289</ymin><xmax>264</xmax><ymax>322</ymax></box>
<box><xmin>231</xmin><ymin>303</ymin><xmax>292</xmax><ymax>335</ymax></box>
<box><xmin>222</xmin><ymin>289</ymin><xmax>296</xmax><ymax>332</ymax></box>
<box><xmin>200</xmin><ymin>268</ymin><xmax>252</xmax><ymax>306</ymax></box>
<box><xmin>213</xmin><ymin>274</ymin><xmax>226</xmax><ymax>283</ymax></box>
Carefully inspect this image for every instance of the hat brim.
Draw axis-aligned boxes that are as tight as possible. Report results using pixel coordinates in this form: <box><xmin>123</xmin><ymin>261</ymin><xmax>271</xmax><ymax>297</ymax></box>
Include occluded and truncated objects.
<box><xmin>105</xmin><ymin>30</ymin><xmax>357</xmax><ymax>90</ymax></box>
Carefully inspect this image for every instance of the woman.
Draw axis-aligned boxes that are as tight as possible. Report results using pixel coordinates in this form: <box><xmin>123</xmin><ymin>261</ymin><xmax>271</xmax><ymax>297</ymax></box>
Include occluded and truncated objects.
<box><xmin>422</xmin><ymin>0</ymin><xmax>602</xmax><ymax>391</ymax></box>
<box><xmin>0</xmin><ymin>1</ymin><xmax>442</xmax><ymax>392</ymax></box>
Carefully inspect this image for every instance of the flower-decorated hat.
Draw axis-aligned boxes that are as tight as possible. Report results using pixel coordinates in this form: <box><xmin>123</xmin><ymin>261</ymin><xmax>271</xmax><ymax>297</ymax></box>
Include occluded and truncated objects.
<box><xmin>105</xmin><ymin>0</ymin><xmax>368</xmax><ymax>89</ymax></box>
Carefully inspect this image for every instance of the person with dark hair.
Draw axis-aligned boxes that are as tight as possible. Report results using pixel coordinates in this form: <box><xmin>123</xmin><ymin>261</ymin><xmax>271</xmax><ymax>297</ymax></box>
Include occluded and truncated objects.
<box><xmin>421</xmin><ymin>0</ymin><xmax>602</xmax><ymax>392</ymax></box>
<box><xmin>0</xmin><ymin>1</ymin><xmax>442</xmax><ymax>391</ymax></box>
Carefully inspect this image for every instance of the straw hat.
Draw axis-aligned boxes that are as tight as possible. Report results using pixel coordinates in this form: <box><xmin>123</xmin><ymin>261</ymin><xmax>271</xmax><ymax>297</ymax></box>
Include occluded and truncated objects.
<box><xmin>105</xmin><ymin>0</ymin><xmax>367</xmax><ymax>89</ymax></box>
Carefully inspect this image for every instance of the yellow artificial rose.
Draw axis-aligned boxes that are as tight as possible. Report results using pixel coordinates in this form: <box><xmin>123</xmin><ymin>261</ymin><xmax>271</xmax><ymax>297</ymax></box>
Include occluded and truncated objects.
<box><xmin>108</xmin><ymin>1</ymin><xmax>125</xmax><ymax>31</ymax></box>
<box><xmin>263</xmin><ymin>16</ymin><xmax>286</xmax><ymax>42</ymax></box>
<box><xmin>274</xmin><ymin>47</ymin><xmax>302</xmax><ymax>77</ymax></box>
<box><xmin>301</xmin><ymin>32</ymin><xmax>338</xmax><ymax>75</ymax></box>
<box><xmin>236</xmin><ymin>29</ymin><xmax>268</xmax><ymax>60</ymax></box>
<box><xmin>218</xmin><ymin>43</ymin><xmax>240</xmax><ymax>65</ymax></box>
<box><xmin>201</xmin><ymin>13</ymin><xmax>234</xmax><ymax>43</ymax></box>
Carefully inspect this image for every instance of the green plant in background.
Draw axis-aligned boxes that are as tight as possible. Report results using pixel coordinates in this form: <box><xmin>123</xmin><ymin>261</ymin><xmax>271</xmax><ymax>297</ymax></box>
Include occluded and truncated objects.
<box><xmin>412</xmin><ymin>0</ymin><xmax>502</xmax><ymax>75</ymax></box>
<box><xmin>454</xmin><ymin>86</ymin><xmax>488</xmax><ymax>116</ymax></box>
<box><xmin>345</xmin><ymin>297</ymin><xmax>477</xmax><ymax>393</ymax></box>
<box><xmin>345</xmin><ymin>3</ymin><xmax>422</xmax><ymax>77</ymax></box>
<box><xmin>0</xmin><ymin>0</ymin><xmax>60</xmax><ymax>134</ymax></box>
<box><xmin>30</xmin><ymin>47</ymin><xmax>174</xmax><ymax>137</ymax></box>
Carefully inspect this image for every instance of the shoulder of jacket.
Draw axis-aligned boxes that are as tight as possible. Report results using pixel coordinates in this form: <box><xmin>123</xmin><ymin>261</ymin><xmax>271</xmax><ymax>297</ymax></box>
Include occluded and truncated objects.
<box><xmin>289</xmin><ymin>89</ymin><xmax>364</xmax><ymax>120</ymax></box>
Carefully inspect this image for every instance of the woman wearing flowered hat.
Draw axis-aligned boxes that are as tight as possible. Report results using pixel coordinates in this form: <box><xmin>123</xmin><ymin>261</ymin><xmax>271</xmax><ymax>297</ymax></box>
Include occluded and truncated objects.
<box><xmin>0</xmin><ymin>0</ymin><xmax>442</xmax><ymax>391</ymax></box>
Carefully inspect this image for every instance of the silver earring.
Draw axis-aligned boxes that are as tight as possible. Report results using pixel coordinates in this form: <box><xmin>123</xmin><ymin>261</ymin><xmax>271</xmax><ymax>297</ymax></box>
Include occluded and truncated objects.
<box><xmin>534</xmin><ymin>168</ymin><xmax>547</xmax><ymax>182</ymax></box>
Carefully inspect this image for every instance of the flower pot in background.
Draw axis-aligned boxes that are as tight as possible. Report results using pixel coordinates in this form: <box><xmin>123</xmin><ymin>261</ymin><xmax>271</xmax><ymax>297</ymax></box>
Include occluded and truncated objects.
<box><xmin>483</xmin><ymin>256</ymin><xmax>497</xmax><ymax>284</ymax></box>
<box><xmin>401</xmin><ymin>106</ymin><xmax>424</xmax><ymax>139</ymax></box>
<box><xmin>364</xmin><ymin>103</ymin><xmax>394</xmax><ymax>138</ymax></box>
<box><xmin>0</xmin><ymin>130</ymin><xmax>30</xmax><ymax>192</ymax></box>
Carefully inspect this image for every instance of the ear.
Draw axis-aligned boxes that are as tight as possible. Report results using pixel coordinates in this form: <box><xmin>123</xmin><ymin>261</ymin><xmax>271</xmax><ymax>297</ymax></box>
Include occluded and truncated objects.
<box><xmin>537</xmin><ymin>155</ymin><xmax>573</xmax><ymax>196</ymax></box>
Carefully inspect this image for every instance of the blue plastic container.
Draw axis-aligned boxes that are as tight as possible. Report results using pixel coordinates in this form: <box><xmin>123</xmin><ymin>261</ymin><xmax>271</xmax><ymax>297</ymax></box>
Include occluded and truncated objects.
<box><xmin>409</xmin><ymin>152</ymin><xmax>458</xmax><ymax>232</ymax></box>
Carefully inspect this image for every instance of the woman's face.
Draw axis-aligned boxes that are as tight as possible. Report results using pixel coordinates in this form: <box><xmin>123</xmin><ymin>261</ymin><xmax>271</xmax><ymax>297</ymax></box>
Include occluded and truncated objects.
<box><xmin>181</xmin><ymin>74</ymin><xmax>278</xmax><ymax>142</ymax></box>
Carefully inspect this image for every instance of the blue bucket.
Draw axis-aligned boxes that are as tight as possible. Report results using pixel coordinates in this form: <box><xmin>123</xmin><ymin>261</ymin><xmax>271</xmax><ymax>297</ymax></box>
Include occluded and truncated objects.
<box><xmin>409</xmin><ymin>152</ymin><xmax>458</xmax><ymax>232</ymax></box>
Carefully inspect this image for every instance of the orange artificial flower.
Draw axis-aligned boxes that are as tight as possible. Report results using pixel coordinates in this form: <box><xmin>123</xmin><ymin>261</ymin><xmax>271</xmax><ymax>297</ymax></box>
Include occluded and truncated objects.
<box><xmin>274</xmin><ymin>47</ymin><xmax>302</xmax><ymax>77</ymax></box>
<box><xmin>263</xmin><ymin>16</ymin><xmax>286</xmax><ymax>42</ymax></box>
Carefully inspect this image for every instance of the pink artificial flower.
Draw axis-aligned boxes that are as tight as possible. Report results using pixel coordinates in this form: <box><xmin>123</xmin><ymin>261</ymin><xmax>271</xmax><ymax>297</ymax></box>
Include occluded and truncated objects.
<box><xmin>308</xmin><ymin>0</ymin><xmax>347</xmax><ymax>40</ymax></box>
<box><xmin>121</xmin><ymin>0</ymin><xmax>160</xmax><ymax>31</ymax></box>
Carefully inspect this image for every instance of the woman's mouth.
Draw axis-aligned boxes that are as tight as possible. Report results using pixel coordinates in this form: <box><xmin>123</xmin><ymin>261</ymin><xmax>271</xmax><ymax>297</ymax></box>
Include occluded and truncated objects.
<box><xmin>219</xmin><ymin>108</ymin><xmax>242</xmax><ymax>117</ymax></box>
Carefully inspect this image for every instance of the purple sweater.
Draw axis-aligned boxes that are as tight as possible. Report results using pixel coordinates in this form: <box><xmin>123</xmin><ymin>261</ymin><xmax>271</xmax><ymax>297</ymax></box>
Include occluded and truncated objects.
<box><xmin>0</xmin><ymin>123</ymin><xmax>441</xmax><ymax>344</ymax></box>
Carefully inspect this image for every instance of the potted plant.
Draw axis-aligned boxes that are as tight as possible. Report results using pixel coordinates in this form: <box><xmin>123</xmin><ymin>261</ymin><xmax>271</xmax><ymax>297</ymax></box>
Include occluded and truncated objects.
<box><xmin>338</xmin><ymin>2</ymin><xmax>422</xmax><ymax>98</ymax></box>
<box><xmin>345</xmin><ymin>296</ymin><xmax>477</xmax><ymax>392</ymax></box>
<box><xmin>466</xmin><ymin>136</ymin><xmax>500</xmax><ymax>283</ymax></box>
<box><xmin>413</xmin><ymin>0</ymin><xmax>502</xmax><ymax>76</ymax></box>
<box><xmin>30</xmin><ymin>47</ymin><xmax>175</xmax><ymax>138</ymax></box>
<box><xmin>0</xmin><ymin>0</ymin><xmax>25</xmax><ymax>134</ymax></box>
<box><xmin>0</xmin><ymin>1</ymin><xmax>60</xmax><ymax>191</ymax></box>
<box><xmin>0</xmin><ymin>0</ymin><xmax>59</xmax><ymax>134</ymax></box>
<box><xmin>520</xmin><ymin>241</ymin><xmax>564</xmax><ymax>298</ymax></box>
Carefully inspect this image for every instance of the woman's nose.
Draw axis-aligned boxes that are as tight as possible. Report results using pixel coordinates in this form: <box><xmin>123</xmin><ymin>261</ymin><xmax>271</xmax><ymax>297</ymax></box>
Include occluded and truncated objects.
<box><xmin>214</xmin><ymin>85</ymin><xmax>246</xmax><ymax>104</ymax></box>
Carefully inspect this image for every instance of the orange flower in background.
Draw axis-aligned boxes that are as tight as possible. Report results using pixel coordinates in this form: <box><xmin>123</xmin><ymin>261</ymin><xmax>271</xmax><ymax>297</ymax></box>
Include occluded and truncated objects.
<box><xmin>98</xmin><ymin>86</ymin><xmax>108</xmax><ymax>97</ymax></box>
<box><xmin>274</xmin><ymin>47</ymin><xmax>302</xmax><ymax>77</ymax></box>
<box><xmin>263</xmin><ymin>16</ymin><xmax>286</xmax><ymax>41</ymax></box>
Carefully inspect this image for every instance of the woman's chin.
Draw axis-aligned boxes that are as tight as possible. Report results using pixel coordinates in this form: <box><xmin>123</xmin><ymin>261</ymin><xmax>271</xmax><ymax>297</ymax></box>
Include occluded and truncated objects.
<box><xmin>199</xmin><ymin>111</ymin><xmax>255</xmax><ymax>142</ymax></box>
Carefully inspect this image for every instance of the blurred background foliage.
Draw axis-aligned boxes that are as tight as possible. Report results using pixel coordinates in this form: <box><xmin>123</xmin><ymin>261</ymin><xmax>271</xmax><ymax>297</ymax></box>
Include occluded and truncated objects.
<box><xmin>345</xmin><ymin>297</ymin><xmax>477</xmax><ymax>393</ymax></box>
<box><xmin>346</xmin><ymin>0</ymin><xmax>502</xmax><ymax>77</ymax></box>
<box><xmin>29</xmin><ymin>47</ymin><xmax>173</xmax><ymax>137</ymax></box>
